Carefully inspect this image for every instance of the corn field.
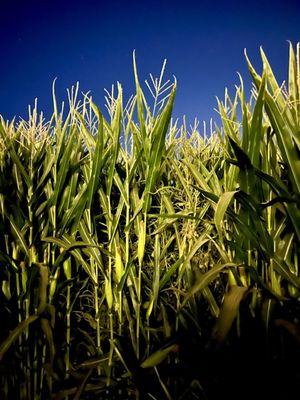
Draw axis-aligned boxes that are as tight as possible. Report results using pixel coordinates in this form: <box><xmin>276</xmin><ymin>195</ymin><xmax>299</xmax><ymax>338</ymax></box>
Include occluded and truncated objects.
<box><xmin>0</xmin><ymin>43</ymin><xmax>300</xmax><ymax>399</ymax></box>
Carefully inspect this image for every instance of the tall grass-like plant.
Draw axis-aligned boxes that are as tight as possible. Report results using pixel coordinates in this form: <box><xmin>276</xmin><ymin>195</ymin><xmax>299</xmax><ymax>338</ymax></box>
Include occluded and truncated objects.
<box><xmin>0</xmin><ymin>44</ymin><xmax>299</xmax><ymax>400</ymax></box>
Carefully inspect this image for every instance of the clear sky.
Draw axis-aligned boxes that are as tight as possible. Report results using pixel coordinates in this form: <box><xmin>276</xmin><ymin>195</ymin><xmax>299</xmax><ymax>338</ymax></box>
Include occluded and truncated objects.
<box><xmin>0</xmin><ymin>0</ymin><xmax>299</xmax><ymax>125</ymax></box>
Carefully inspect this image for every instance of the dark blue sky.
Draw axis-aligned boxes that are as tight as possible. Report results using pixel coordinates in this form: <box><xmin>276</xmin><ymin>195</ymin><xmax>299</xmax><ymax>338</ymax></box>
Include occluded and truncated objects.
<box><xmin>0</xmin><ymin>0</ymin><xmax>299</xmax><ymax>124</ymax></box>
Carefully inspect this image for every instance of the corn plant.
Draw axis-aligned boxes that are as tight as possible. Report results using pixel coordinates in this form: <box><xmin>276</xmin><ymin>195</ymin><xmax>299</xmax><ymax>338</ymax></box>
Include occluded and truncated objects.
<box><xmin>0</xmin><ymin>44</ymin><xmax>299</xmax><ymax>400</ymax></box>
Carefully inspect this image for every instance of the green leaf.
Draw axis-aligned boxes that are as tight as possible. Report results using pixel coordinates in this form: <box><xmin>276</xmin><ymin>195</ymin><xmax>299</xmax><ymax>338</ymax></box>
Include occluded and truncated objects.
<box><xmin>87</xmin><ymin>108</ymin><xmax>104</xmax><ymax>209</ymax></box>
<box><xmin>248</xmin><ymin>73</ymin><xmax>266</xmax><ymax>167</ymax></box>
<box><xmin>0</xmin><ymin>315</ymin><xmax>39</xmax><ymax>361</ymax></box>
<box><xmin>213</xmin><ymin>285</ymin><xmax>248</xmax><ymax>343</ymax></box>
<box><xmin>143</xmin><ymin>84</ymin><xmax>176</xmax><ymax>212</ymax></box>
<box><xmin>140</xmin><ymin>344</ymin><xmax>177</xmax><ymax>368</ymax></box>
<box><xmin>182</xmin><ymin>263</ymin><xmax>231</xmax><ymax>307</ymax></box>
<box><xmin>10</xmin><ymin>218</ymin><xmax>29</xmax><ymax>256</ymax></box>
<box><xmin>214</xmin><ymin>191</ymin><xmax>237</xmax><ymax>238</ymax></box>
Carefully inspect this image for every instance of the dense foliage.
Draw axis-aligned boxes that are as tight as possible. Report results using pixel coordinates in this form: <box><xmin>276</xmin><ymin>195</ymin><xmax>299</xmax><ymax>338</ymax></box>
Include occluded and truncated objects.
<box><xmin>0</xmin><ymin>44</ymin><xmax>300</xmax><ymax>399</ymax></box>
